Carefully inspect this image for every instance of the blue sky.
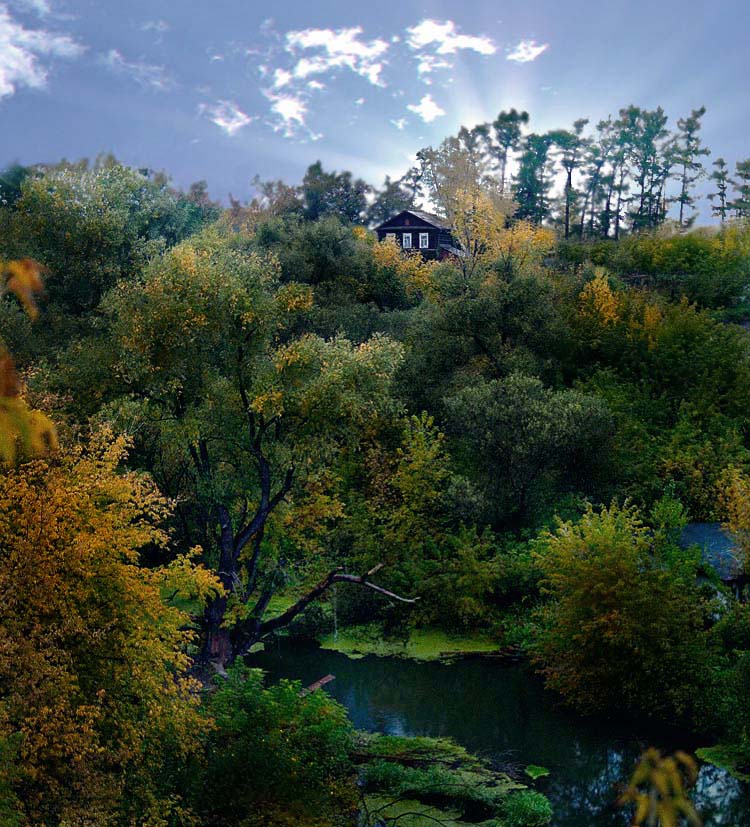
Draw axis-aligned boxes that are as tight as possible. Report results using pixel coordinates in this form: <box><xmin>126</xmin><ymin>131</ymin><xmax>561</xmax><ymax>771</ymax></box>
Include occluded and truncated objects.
<box><xmin>0</xmin><ymin>0</ymin><xmax>748</xmax><ymax>206</ymax></box>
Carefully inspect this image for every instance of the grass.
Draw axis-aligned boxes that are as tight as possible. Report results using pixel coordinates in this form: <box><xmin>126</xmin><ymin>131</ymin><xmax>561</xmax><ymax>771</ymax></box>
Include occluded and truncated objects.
<box><xmin>356</xmin><ymin>733</ymin><xmax>550</xmax><ymax>827</ymax></box>
<box><xmin>319</xmin><ymin>624</ymin><xmax>501</xmax><ymax>661</ymax></box>
<box><xmin>695</xmin><ymin>745</ymin><xmax>750</xmax><ymax>782</ymax></box>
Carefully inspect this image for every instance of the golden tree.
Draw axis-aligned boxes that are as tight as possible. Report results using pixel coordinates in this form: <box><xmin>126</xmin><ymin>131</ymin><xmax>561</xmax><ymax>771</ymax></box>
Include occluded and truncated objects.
<box><xmin>0</xmin><ymin>429</ymin><xmax>220</xmax><ymax>825</ymax></box>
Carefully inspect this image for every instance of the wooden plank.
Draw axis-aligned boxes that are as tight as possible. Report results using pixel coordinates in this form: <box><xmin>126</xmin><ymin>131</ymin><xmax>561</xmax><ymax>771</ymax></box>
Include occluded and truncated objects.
<box><xmin>299</xmin><ymin>674</ymin><xmax>335</xmax><ymax>696</ymax></box>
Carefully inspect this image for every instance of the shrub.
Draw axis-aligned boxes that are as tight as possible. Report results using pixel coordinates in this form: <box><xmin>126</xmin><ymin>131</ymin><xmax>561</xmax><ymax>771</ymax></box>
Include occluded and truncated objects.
<box><xmin>196</xmin><ymin>666</ymin><xmax>356</xmax><ymax>827</ymax></box>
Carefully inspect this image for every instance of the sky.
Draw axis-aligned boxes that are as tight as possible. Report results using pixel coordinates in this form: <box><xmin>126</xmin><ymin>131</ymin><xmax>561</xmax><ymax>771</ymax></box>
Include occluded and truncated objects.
<box><xmin>0</xmin><ymin>0</ymin><xmax>748</xmax><ymax>206</ymax></box>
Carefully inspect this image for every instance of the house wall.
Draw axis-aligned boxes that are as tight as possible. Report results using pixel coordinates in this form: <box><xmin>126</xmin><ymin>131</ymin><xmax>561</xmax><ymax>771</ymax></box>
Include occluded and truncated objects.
<box><xmin>375</xmin><ymin>213</ymin><xmax>455</xmax><ymax>261</ymax></box>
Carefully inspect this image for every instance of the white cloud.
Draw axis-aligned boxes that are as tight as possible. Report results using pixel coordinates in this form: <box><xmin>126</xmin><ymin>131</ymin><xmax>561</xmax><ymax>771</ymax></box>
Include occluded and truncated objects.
<box><xmin>406</xmin><ymin>19</ymin><xmax>495</xmax><ymax>55</ymax></box>
<box><xmin>272</xmin><ymin>67</ymin><xmax>291</xmax><ymax>88</ymax></box>
<box><xmin>307</xmin><ymin>79</ymin><xmax>324</xmax><ymax>90</ymax></box>
<box><xmin>0</xmin><ymin>4</ymin><xmax>83</xmax><ymax>99</ymax></box>
<box><xmin>102</xmin><ymin>48</ymin><xmax>174</xmax><ymax>92</ymax></box>
<box><xmin>141</xmin><ymin>19</ymin><xmax>169</xmax><ymax>33</ymax></box>
<box><xmin>415</xmin><ymin>53</ymin><xmax>451</xmax><ymax>80</ymax></box>
<box><xmin>262</xmin><ymin>89</ymin><xmax>311</xmax><ymax>137</ymax></box>
<box><xmin>286</xmin><ymin>26</ymin><xmax>388</xmax><ymax>86</ymax></box>
<box><xmin>391</xmin><ymin>117</ymin><xmax>407</xmax><ymax>130</ymax></box>
<box><xmin>354</xmin><ymin>96</ymin><xmax>364</xmax><ymax>106</ymax></box>
<box><xmin>199</xmin><ymin>99</ymin><xmax>253</xmax><ymax>136</ymax></box>
<box><xmin>10</xmin><ymin>0</ymin><xmax>51</xmax><ymax>17</ymax></box>
<box><xmin>506</xmin><ymin>39</ymin><xmax>548</xmax><ymax>63</ymax></box>
<box><xmin>407</xmin><ymin>93</ymin><xmax>445</xmax><ymax>123</ymax></box>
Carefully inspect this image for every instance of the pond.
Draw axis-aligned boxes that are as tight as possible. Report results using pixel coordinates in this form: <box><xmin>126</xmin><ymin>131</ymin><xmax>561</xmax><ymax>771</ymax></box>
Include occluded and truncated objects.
<box><xmin>249</xmin><ymin>641</ymin><xmax>750</xmax><ymax>826</ymax></box>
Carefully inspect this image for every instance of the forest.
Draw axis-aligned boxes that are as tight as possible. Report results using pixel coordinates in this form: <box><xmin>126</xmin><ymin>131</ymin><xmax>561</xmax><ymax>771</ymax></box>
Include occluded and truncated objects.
<box><xmin>3</xmin><ymin>102</ymin><xmax>750</xmax><ymax>827</ymax></box>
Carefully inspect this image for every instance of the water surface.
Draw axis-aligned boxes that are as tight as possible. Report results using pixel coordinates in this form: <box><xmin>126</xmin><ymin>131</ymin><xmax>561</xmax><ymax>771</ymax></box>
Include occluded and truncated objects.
<box><xmin>250</xmin><ymin>641</ymin><xmax>749</xmax><ymax>826</ymax></box>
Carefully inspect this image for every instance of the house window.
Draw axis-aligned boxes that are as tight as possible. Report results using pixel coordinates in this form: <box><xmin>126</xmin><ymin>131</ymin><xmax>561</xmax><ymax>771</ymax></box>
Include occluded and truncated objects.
<box><xmin>386</xmin><ymin>233</ymin><xmax>396</xmax><ymax>242</ymax></box>
<box><xmin>402</xmin><ymin>233</ymin><xmax>412</xmax><ymax>249</ymax></box>
<box><xmin>419</xmin><ymin>233</ymin><xmax>429</xmax><ymax>249</ymax></box>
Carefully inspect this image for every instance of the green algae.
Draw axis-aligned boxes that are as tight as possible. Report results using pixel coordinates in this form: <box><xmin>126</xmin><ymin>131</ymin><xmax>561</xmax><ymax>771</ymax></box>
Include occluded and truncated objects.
<box><xmin>319</xmin><ymin>624</ymin><xmax>501</xmax><ymax>661</ymax></box>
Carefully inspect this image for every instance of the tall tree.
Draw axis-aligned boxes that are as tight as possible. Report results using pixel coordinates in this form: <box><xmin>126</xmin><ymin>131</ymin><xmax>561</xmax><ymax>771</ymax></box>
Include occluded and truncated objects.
<box><xmin>621</xmin><ymin>105</ymin><xmax>672</xmax><ymax>232</ymax></box>
<box><xmin>513</xmin><ymin>133</ymin><xmax>555</xmax><ymax>224</ymax></box>
<box><xmin>551</xmin><ymin>118</ymin><xmax>590</xmax><ymax>238</ymax></box>
<box><xmin>491</xmin><ymin>109</ymin><xmax>530</xmax><ymax>193</ymax></box>
<box><xmin>69</xmin><ymin>230</ymin><xmax>411</xmax><ymax>671</ymax></box>
<box><xmin>730</xmin><ymin>159</ymin><xmax>750</xmax><ymax>218</ymax></box>
<box><xmin>301</xmin><ymin>161</ymin><xmax>370</xmax><ymax>223</ymax></box>
<box><xmin>417</xmin><ymin>137</ymin><xmax>514</xmax><ymax>279</ymax></box>
<box><xmin>367</xmin><ymin>174</ymin><xmax>415</xmax><ymax>226</ymax></box>
<box><xmin>708</xmin><ymin>157</ymin><xmax>731</xmax><ymax>222</ymax></box>
<box><xmin>672</xmin><ymin>106</ymin><xmax>709</xmax><ymax>227</ymax></box>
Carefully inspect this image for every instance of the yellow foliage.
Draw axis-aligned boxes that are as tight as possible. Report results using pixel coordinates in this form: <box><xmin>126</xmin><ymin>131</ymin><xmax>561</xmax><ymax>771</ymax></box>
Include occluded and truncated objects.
<box><xmin>718</xmin><ymin>467</ymin><xmax>750</xmax><ymax>571</ymax></box>
<box><xmin>172</xmin><ymin>243</ymin><xmax>198</xmax><ymax>276</ymax></box>
<box><xmin>0</xmin><ymin>429</ymin><xmax>220</xmax><ymax>824</ymax></box>
<box><xmin>250</xmin><ymin>389</ymin><xmax>284</xmax><ymax>418</ymax></box>
<box><xmin>579</xmin><ymin>269</ymin><xmax>621</xmax><ymax>327</ymax></box>
<box><xmin>2</xmin><ymin>258</ymin><xmax>46</xmax><ymax>319</ymax></box>
<box><xmin>0</xmin><ymin>257</ymin><xmax>57</xmax><ymax>464</ymax></box>
<box><xmin>372</xmin><ymin>236</ymin><xmax>436</xmax><ymax>298</ymax></box>
<box><xmin>619</xmin><ymin>749</ymin><xmax>701</xmax><ymax>827</ymax></box>
<box><xmin>276</xmin><ymin>282</ymin><xmax>314</xmax><ymax>313</ymax></box>
<box><xmin>493</xmin><ymin>219</ymin><xmax>556</xmax><ymax>276</ymax></box>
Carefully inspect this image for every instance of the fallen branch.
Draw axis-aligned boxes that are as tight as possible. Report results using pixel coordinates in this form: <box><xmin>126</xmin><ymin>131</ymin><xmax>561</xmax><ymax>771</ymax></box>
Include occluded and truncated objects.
<box><xmin>300</xmin><ymin>674</ymin><xmax>335</xmax><ymax>696</ymax></box>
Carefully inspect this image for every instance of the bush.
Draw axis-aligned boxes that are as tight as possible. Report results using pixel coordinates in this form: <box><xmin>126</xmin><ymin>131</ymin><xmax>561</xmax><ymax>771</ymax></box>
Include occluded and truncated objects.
<box><xmin>531</xmin><ymin>503</ymin><xmax>719</xmax><ymax>721</ymax></box>
<box><xmin>196</xmin><ymin>666</ymin><xmax>356</xmax><ymax>827</ymax></box>
<box><xmin>502</xmin><ymin>789</ymin><xmax>553</xmax><ymax>827</ymax></box>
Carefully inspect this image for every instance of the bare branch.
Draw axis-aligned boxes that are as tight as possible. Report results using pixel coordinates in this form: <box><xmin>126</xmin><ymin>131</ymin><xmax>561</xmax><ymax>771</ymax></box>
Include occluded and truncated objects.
<box><xmin>254</xmin><ymin>565</ymin><xmax>418</xmax><ymax>642</ymax></box>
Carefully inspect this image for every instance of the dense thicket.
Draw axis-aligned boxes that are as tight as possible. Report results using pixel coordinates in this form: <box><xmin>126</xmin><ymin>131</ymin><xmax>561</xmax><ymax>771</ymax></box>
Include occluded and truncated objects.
<box><xmin>3</xmin><ymin>129</ymin><xmax>750</xmax><ymax>824</ymax></box>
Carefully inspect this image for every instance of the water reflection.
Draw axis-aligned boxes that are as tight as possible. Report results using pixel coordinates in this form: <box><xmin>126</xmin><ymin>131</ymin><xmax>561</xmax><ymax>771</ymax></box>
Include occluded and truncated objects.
<box><xmin>249</xmin><ymin>642</ymin><xmax>749</xmax><ymax>827</ymax></box>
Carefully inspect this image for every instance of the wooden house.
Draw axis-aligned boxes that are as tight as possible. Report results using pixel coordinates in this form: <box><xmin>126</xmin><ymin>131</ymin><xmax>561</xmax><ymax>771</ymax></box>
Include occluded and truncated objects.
<box><xmin>374</xmin><ymin>209</ymin><xmax>461</xmax><ymax>261</ymax></box>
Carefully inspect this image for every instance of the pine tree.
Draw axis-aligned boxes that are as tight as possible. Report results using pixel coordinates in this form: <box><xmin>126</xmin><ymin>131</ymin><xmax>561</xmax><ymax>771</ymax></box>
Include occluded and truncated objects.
<box><xmin>550</xmin><ymin>118</ymin><xmax>590</xmax><ymax>238</ymax></box>
<box><xmin>491</xmin><ymin>109</ymin><xmax>530</xmax><ymax>193</ymax></box>
<box><xmin>708</xmin><ymin>157</ymin><xmax>731</xmax><ymax>222</ymax></box>
<box><xmin>730</xmin><ymin>159</ymin><xmax>750</xmax><ymax>218</ymax></box>
<box><xmin>513</xmin><ymin>133</ymin><xmax>555</xmax><ymax>224</ymax></box>
<box><xmin>672</xmin><ymin>106</ymin><xmax>709</xmax><ymax>227</ymax></box>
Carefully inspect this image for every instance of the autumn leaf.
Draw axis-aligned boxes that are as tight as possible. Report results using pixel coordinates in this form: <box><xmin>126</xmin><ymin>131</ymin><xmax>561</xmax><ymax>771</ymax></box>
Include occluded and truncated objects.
<box><xmin>3</xmin><ymin>258</ymin><xmax>46</xmax><ymax>320</ymax></box>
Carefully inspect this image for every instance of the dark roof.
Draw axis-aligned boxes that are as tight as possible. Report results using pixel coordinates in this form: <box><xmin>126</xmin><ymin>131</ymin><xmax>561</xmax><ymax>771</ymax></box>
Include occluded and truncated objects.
<box><xmin>375</xmin><ymin>209</ymin><xmax>451</xmax><ymax>231</ymax></box>
<box><xmin>406</xmin><ymin>210</ymin><xmax>452</xmax><ymax>230</ymax></box>
<box><xmin>679</xmin><ymin>522</ymin><xmax>743</xmax><ymax>581</ymax></box>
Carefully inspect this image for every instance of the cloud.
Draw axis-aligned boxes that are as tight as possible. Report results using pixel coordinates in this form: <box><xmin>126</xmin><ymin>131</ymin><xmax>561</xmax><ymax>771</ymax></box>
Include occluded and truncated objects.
<box><xmin>0</xmin><ymin>4</ymin><xmax>83</xmax><ymax>99</ymax></box>
<box><xmin>407</xmin><ymin>93</ymin><xmax>445</xmax><ymax>123</ymax></box>
<box><xmin>407</xmin><ymin>19</ymin><xmax>495</xmax><ymax>56</ymax></box>
<box><xmin>391</xmin><ymin>117</ymin><xmax>407</xmax><ymax>130</ymax></box>
<box><xmin>506</xmin><ymin>39</ymin><xmax>548</xmax><ymax>63</ymax></box>
<box><xmin>415</xmin><ymin>53</ymin><xmax>451</xmax><ymax>80</ymax></box>
<box><xmin>141</xmin><ymin>19</ymin><xmax>169</xmax><ymax>33</ymax></box>
<box><xmin>199</xmin><ymin>99</ymin><xmax>253</xmax><ymax>136</ymax></box>
<box><xmin>272</xmin><ymin>67</ymin><xmax>291</xmax><ymax>88</ymax></box>
<box><xmin>102</xmin><ymin>48</ymin><xmax>174</xmax><ymax>92</ymax></box>
<box><xmin>10</xmin><ymin>0</ymin><xmax>51</xmax><ymax>16</ymax></box>
<box><xmin>285</xmin><ymin>26</ymin><xmax>388</xmax><ymax>86</ymax></box>
<box><xmin>263</xmin><ymin>89</ymin><xmax>308</xmax><ymax>135</ymax></box>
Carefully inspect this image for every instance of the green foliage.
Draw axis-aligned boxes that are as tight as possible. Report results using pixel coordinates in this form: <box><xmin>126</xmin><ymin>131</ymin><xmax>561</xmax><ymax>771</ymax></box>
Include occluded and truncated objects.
<box><xmin>0</xmin><ymin>160</ymin><xmax>217</xmax><ymax>348</ymax></box>
<box><xmin>445</xmin><ymin>373</ymin><xmax>612</xmax><ymax>523</ymax></box>
<box><xmin>524</xmin><ymin>765</ymin><xmax>550</xmax><ymax>780</ymax></box>
<box><xmin>197</xmin><ymin>666</ymin><xmax>356</xmax><ymax>827</ymax></box>
<box><xmin>502</xmin><ymin>790</ymin><xmax>553</xmax><ymax>827</ymax></box>
<box><xmin>358</xmin><ymin>733</ymin><xmax>539</xmax><ymax>826</ymax></box>
<box><xmin>582</xmin><ymin>224</ymin><xmax>750</xmax><ymax>308</ymax></box>
<box><xmin>532</xmin><ymin>503</ymin><xmax>718</xmax><ymax>720</ymax></box>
